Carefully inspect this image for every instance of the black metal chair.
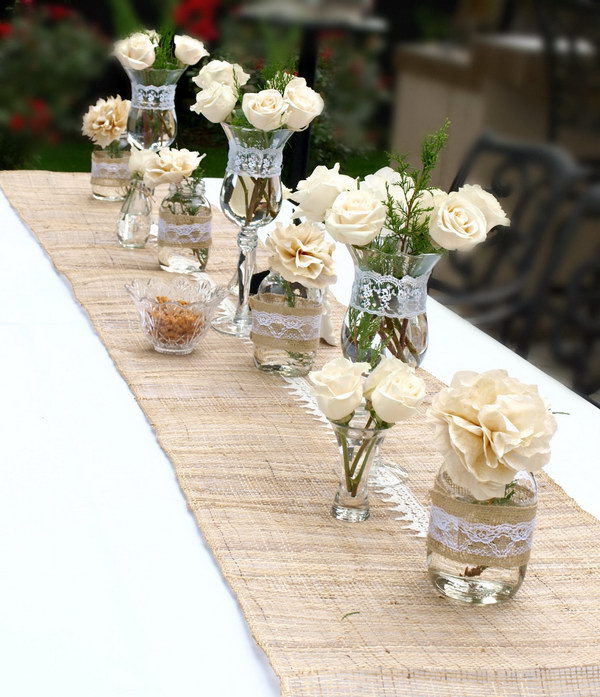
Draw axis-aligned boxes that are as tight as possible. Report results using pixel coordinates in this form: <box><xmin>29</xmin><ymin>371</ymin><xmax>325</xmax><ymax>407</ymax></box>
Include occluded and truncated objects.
<box><xmin>430</xmin><ymin>130</ymin><xmax>584</xmax><ymax>356</ymax></box>
<box><xmin>549</xmin><ymin>184</ymin><xmax>600</xmax><ymax>404</ymax></box>
<box><xmin>535</xmin><ymin>0</ymin><xmax>600</xmax><ymax>167</ymax></box>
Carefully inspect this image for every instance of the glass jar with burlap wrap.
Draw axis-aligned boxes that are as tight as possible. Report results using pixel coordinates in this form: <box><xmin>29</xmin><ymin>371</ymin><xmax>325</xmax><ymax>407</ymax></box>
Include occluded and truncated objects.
<box><xmin>90</xmin><ymin>141</ymin><xmax>130</xmax><ymax>202</ymax></box>
<box><xmin>249</xmin><ymin>271</ymin><xmax>323</xmax><ymax>377</ymax></box>
<box><xmin>342</xmin><ymin>246</ymin><xmax>440</xmax><ymax>369</ymax></box>
<box><xmin>158</xmin><ymin>179</ymin><xmax>212</xmax><ymax>274</ymax></box>
<box><xmin>427</xmin><ymin>467</ymin><xmax>538</xmax><ymax>604</ymax></box>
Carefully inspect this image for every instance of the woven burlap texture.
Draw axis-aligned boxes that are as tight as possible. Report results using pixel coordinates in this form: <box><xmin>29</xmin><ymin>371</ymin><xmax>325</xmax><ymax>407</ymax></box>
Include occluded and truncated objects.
<box><xmin>3</xmin><ymin>171</ymin><xmax>599</xmax><ymax>697</ymax></box>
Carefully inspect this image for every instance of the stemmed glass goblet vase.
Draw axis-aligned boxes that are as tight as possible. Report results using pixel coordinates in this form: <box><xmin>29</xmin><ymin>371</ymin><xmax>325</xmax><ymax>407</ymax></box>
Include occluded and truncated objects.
<box><xmin>212</xmin><ymin>125</ymin><xmax>292</xmax><ymax>338</ymax></box>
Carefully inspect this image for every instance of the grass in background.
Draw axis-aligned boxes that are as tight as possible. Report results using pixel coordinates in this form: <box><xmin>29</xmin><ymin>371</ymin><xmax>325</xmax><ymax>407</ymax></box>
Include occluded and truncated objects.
<box><xmin>26</xmin><ymin>140</ymin><xmax>388</xmax><ymax>180</ymax></box>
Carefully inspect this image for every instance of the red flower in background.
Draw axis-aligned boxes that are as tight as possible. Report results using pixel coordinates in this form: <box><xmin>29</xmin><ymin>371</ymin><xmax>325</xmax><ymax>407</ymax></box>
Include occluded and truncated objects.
<box><xmin>174</xmin><ymin>0</ymin><xmax>220</xmax><ymax>43</ymax></box>
<box><xmin>9</xmin><ymin>114</ymin><xmax>25</xmax><ymax>132</ymax></box>
<box><xmin>0</xmin><ymin>22</ymin><xmax>12</xmax><ymax>38</ymax></box>
<box><xmin>49</xmin><ymin>5</ymin><xmax>73</xmax><ymax>20</ymax></box>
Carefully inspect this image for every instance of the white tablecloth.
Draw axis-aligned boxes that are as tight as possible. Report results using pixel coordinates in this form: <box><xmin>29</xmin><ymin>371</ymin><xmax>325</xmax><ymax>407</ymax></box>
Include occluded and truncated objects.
<box><xmin>1</xmin><ymin>177</ymin><xmax>598</xmax><ymax>697</ymax></box>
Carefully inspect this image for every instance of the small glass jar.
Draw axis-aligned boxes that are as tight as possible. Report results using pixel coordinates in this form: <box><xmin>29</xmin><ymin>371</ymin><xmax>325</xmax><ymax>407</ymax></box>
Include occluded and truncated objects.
<box><xmin>427</xmin><ymin>468</ymin><xmax>538</xmax><ymax>605</ymax></box>
<box><xmin>158</xmin><ymin>179</ymin><xmax>212</xmax><ymax>274</ymax></box>
<box><xmin>250</xmin><ymin>271</ymin><xmax>323</xmax><ymax>377</ymax></box>
<box><xmin>117</xmin><ymin>177</ymin><xmax>153</xmax><ymax>249</ymax></box>
<box><xmin>90</xmin><ymin>140</ymin><xmax>130</xmax><ymax>201</ymax></box>
<box><xmin>330</xmin><ymin>418</ymin><xmax>387</xmax><ymax>522</ymax></box>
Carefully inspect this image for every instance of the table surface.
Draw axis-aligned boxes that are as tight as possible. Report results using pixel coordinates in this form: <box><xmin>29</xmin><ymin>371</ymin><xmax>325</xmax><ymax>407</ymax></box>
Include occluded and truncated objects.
<box><xmin>1</xmin><ymin>175</ymin><xmax>598</xmax><ymax>697</ymax></box>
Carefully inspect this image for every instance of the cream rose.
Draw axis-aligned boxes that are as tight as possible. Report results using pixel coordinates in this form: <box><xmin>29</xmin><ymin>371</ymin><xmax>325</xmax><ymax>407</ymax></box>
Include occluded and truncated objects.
<box><xmin>363</xmin><ymin>357</ymin><xmax>408</xmax><ymax>398</ymax></box>
<box><xmin>114</xmin><ymin>32</ymin><xmax>156</xmax><ymax>70</ymax></box>
<box><xmin>174</xmin><ymin>34</ymin><xmax>209</xmax><ymax>65</ymax></box>
<box><xmin>283</xmin><ymin>77</ymin><xmax>324</xmax><ymax>131</ymax></box>
<box><xmin>428</xmin><ymin>370</ymin><xmax>557</xmax><ymax>500</ymax></box>
<box><xmin>242</xmin><ymin>90</ymin><xmax>288</xmax><ymax>132</ymax></box>
<box><xmin>266</xmin><ymin>221</ymin><xmax>336</xmax><ymax>289</ymax></box>
<box><xmin>142</xmin><ymin>148</ymin><xmax>204</xmax><ymax>188</ymax></box>
<box><xmin>361</xmin><ymin>166</ymin><xmax>413</xmax><ymax>207</ymax></box>
<box><xmin>82</xmin><ymin>96</ymin><xmax>130</xmax><ymax>148</ymax></box>
<box><xmin>325</xmin><ymin>189</ymin><xmax>386</xmax><ymax>246</ymax></box>
<box><xmin>192</xmin><ymin>59</ymin><xmax>250</xmax><ymax>90</ymax></box>
<box><xmin>128</xmin><ymin>147</ymin><xmax>156</xmax><ymax>176</ymax></box>
<box><xmin>309</xmin><ymin>358</ymin><xmax>370</xmax><ymax>422</ymax></box>
<box><xmin>190</xmin><ymin>82</ymin><xmax>237</xmax><ymax>123</ymax></box>
<box><xmin>428</xmin><ymin>191</ymin><xmax>489</xmax><ymax>251</ymax></box>
<box><xmin>291</xmin><ymin>163</ymin><xmax>357</xmax><ymax>222</ymax></box>
<box><xmin>369</xmin><ymin>362</ymin><xmax>426</xmax><ymax>423</ymax></box>
<box><xmin>457</xmin><ymin>184</ymin><xmax>510</xmax><ymax>232</ymax></box>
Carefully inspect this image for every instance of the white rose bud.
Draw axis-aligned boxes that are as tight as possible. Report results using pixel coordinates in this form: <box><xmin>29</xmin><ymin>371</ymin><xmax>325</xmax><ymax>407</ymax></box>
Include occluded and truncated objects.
<box><xmin>113</xmin><ymin>32</ymin><xmax>156</xmax><ymax>71</ymax></box>
<box><xmin>174</xmin><ymin>34</ymin><xmax>209</xmax><ymax>65</ymax></box>
<box><xmin>291</xmin><ymin>163</ymin><xmax>357</xmax><ymax>222</ymax></box>
<box><xmin>309</xmin><ymin>357</ymin><xmax>370</xmax><ymax>422</ymax></box>
<box><xmin>325</xmin><ymin>189</ymin><xmax>386</xmax><ymax>246</ymax></box>
<box><xmin>457</xmin><ymin>184</ymin><xmax>510</xmax><ymax>232</ymax></box>
<box><xmin>428</xmin><ymin>190</ymin><xmax>489</xmax><ymax>251</ymax></box>
<box><xmin>363</xmin><ymin>357</ymin><xmax>408</xmax><ymax>399</ymax></box>
<box><xmin>361</xmin><ymin>166</ymin><xmax>413</xmax><ymax>207</ymax></box>
<box><xmin>128</xmin><ymin>146</ymin><xmax>156</xmax><ymax>176</ymax></box>
<box><xmin>242</xmin><ymin>90</ymin><xmax>288</xmax><ymax>132</ymax></box>
<box><xmin>190</xmin><ymin>82</ymin><xmax>237</xmax><ymax>123</ymax></box>
<box><xmin>283</xmin><ymin>77</ymin><xmax>324</xmax><ymax>131</ymax></box>
<box><xmin>370</xmin><ymin>364</ymin><xmax>426</xmax><ymax>424</ymax></box>
<box><xmin>193</xmin><ymin>59</ymin><xmax>250</xmax><ymax>89</ymax></box>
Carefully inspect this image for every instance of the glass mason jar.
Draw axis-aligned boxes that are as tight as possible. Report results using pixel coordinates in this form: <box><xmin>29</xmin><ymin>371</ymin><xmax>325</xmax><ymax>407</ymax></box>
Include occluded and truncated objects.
<box><xmin>250</xmin><ymin>271</ymin><xmax>323</xmax><ymax>376</ymax></box>
<box><xmin>330</xmin><ymin>417</ymin><xmax>388</xmax><ymax>522</ymax></box>
<box><xmin>342</xmin><ymin>246</ymin><xmax>441</xmax><ymax>369</ymax></box>
<box><xmin>212</xmin><ymin>125</ymin><xmax>293</xmax><ymax>338</ymax></box>
<box><xmin>125</xmin><ymin>67</ymin><xmax>186</xmax><ymax>151</ymax></box>
<box><xmin>158</xmin><ymin>179</ymin><xmax>212</xmax><ymax>274</ymax></box>
<box><xmin>90</xmin><ymin>140</ymin><xmax>130</xmax><ymax>201</ymax></box>
<box><xmin>427</xmin><ymin>468</ymin><xmax>538</xmax><ymax>604</ymax></box>
<box><xmin>117</xmin><ymin>177</ymin><xmax>153</xmax><ymax>248</ymax></box>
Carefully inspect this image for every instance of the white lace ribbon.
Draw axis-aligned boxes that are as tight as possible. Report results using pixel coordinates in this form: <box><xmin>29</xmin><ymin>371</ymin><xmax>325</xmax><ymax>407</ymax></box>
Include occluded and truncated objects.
<box><xmin>131</xmin><ymin>83</ymin><xmax>177</xmax><ymax>110</ymax></box>
<box><xmin>91</xmin><ymin>159</ymin><xmax>130</xmax><ymax>180</ymax></box>
<box><xmin>226</xmin><ymin>141</ymin><xmax>283</xmax><ymax>177</ymax></box>
<box><xmin>428</xmin><ymin>504</ymin><xmax>536</xmax><ymax>563</ymax></box>
<box><xmin>349</xmin><ymin>269</ymin><xmax>430</xmax><ymax>319</ymax></box>
<box><xmin>158</xmin><ymin>218</ymin><xmax>212</xmax><ymax>246</ymax></box>
<box><xmin>252</xmin><ymin>310</ymin><xmax>321</xmax><ymax>342</ymax></box>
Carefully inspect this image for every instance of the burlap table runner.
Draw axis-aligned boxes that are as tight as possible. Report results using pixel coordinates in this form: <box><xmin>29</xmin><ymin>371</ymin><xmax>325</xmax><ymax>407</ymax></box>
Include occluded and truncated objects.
<box><xmin>3</xmin><ymin>171</ymin><xmax>600</xmax><ymax>697</ymax></box>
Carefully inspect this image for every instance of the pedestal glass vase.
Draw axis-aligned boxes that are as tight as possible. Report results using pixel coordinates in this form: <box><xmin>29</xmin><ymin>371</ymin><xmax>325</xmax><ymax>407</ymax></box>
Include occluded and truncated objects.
<box><xmin>342</xmin><ymin>246</ymin><xmax>440</xmax><ymax>368</ymax></box>
<box><xmin>158</xmin><ymin>179</ymin><xmax>212</xmax><ymax>274</ymax></box>
<box><xmin>117</xmin><ymin>178</ymin><xmax>153</xmax><ymax>248</ymax></box>
<box><xmin>330</xmin><ymin>419</ymin><xmax>387</xmax><ymax>522</ymax></box>
<box><xmin>250</xmin><ymin>271</ymin><xmax>323</xmax><ymax>376</ymax></box>
<box><xmin>90</xmin><ymin>140</ymin><xmax>130</xmax><ymax>201</ymax></box>
<box><xmin>212</xmin><ymin>125</ymin><xmax>292</xmax><ymax>338</ymax></box>
<box><xmin>125</xmin><ymin>67</ymin><xmax>186</xmax><ymax>151</ymax></box>
<box><xmin>427</xmin><ymin>468</ymin><xmax>538</xmax><ymax>604</ymax></box>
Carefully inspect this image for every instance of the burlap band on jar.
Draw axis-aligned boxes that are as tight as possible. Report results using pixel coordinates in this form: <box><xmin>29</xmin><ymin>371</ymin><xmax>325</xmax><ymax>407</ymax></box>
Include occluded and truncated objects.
<box><xmin>90</xmin><ymin>151</ymin><xmax>130</xmax><ymax>187</ymax></box>
<box><xmin>427</xmin><ymin>482</ymin><xmax>537</xmax><ymax>569</ymax></box>
<box><xmin>157</xmin><ymin>212</ymin><xmax>212</xmax><ymax>250</ymax></box>
<box><xmin>249</xmin><ymin>294</ymin><xmax>322</xmax><ymax>352</ymax></box>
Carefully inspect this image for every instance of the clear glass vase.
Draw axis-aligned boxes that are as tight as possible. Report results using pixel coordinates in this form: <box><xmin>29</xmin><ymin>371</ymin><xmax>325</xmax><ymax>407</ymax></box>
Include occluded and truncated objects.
<box><xmin>125</xmin><ymin>67</ymin><xmax>186</xmax><ymax>151</ymax></box>
<box><xmin>342</xmin><ymin>246</ymin><xmax>440</xmax><ymax>369</ymax></box>
<box><xmin>427</xmin><ymin>468</ymin><xmax>538</xmax><ymax>605</ymax></box>
<box><xmin>90</xmin><ymin>140</ymin><xmax>130</xmax><ymax>201</ymax></box>
<box><xmin>250</xmin><ymin>271</ymin><xmax>323</xmax><ymax>376</ymax></box>
<box><xmin>330</xmin><ymin>416</ymin><xmax>388</xmax><ymax>522</ymax></box>
<box><xmin>212</xmin><ymin>125</ymin><xmax>293</xmax><ymax>338</ymax></box>
<box><xmin>158</xmin><ymin>179</ymin><xmax>212</xmax><ymax>274</ymax></box>
<box><xmin>117</xmin><ymin>177</ymin><xmax>153</xmax><ymax>248</ymax></box>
